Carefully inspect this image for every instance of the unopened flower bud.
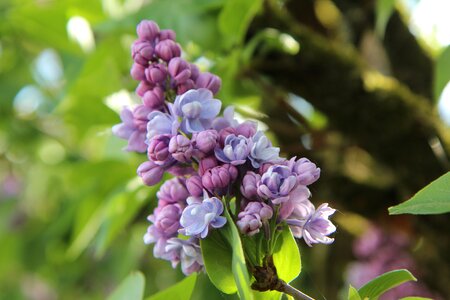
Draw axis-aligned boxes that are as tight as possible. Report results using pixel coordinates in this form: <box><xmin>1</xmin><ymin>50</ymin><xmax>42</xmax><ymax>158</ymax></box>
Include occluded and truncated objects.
<box><xmin>196</xmin><ymin>72</ymin><xmax>221</xmax><ymax>94</ymax></box>
<box><xmin>198</xmin><ymin>156</ymin><xmax>218</xmax><ymax>176</ymax></box>
<box><xmin>169</xmin><ymin>135</ymin><xmax>193</xmax><ymax>163</ymax></box>
<box><xmin>186</xmin><ymin>176</ymin><xmax>203</xmax><ymax>197</ymax></box>
<box><xmin>168</xmin><ymin>57</ymin><xmax>191</xmax><ymax>84</ymax></box>
<box><xmin>131</xmin><ymin>63</ymin><xmax>146</xmax><ymax>81</ymax></box>
<box><xmin>155</xmin><ymin>40</ymin><xmax>181</xmax><ymax>62</ymax></box>
<box><xmin>137</xmin><ymin>20</ymin><xmax>160</xmax><ymax>41</ymax></box>
<box><xmin>137</xmin><ymin>161</ymin><xmax>164</xmax><ymax>186</ymax></box>
<box><xmin>192</xmin><ymin>130</ymin><xmax>219</xmax><ymax>154</ymax></box>
<box><xmin>132</xmin><ymin>40</ymin><xmax>154</xmax><ymax>66</ymax></box>
<box><xmin>241</xmin><ymin>171</ymin><xmax>261</xmax><ymax>200</ymax></box>
<box><xmin>145</xmin><ymin>63</ymin><xmax>167</xmax><ymax>85</ymax></box>
<box><xmin>148</xmin><ymin>134</ymin><xmax>172</xmax><ymax>165</ymax></box>
<box><xmin>143</xmin><ymin>87</ymin><xmax>165</xmax><ymax>108</ymax></box>
<box><xmin>159</xmin><ymin>29</ymin><xmax>176</xmax><ymax>41</ymax></box>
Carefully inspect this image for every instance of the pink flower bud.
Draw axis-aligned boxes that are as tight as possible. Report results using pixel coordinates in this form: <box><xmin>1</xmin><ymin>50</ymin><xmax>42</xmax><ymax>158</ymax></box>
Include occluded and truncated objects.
<box><xmin>176</xmin><ymin>79</ymin><xmax>195</xmax><ymax>95</ymax></box>
<box><xmin>137</xmin><ymin>20</ymin><xmax>160</xmax><ymax>41</ymax></box>
<box><xmin>132</xmin><ymin>40</ymin><xmax>154</xmax><ymax>66</ymax></box>
<box><xmin>131</xmin><ymin>63</ymin><xmax>146</xmax><ymax>81</ymax></box>
<box><xmin>137</xmin><ymin>161</ymin><xmax>164</xmax><ymax>186</ymax></box>
<box><xmin>196</xmin><ymin>72</ymin><xmax>221</xmax><ymax>94</ymax></box>
<box><xmin>168</xmin><ymin>57</ymin><xmax>191</xmax><ymax>84</ymax></box>
<box><xmin>145</xmin><ymin>63</ymin><xmax>167</xmax><ymax>85</ymax></box>
<box><xmin>192</xmin><ymin>130</ymin><xmax>219</xmax><ymax>154</ymax></box>
<box><xmin>198</xmin><ymin>156</ymin><xmax>218</xmax><ymax>176</ymax></box>
<box><xmin>159</xmin><ymin>29</ymin><xmax>176</xmax><ymax>41</ymax></box>
<box><xmin>147</xmin><ymin>134</ymin><xmax>172</xmax><ymax>165</ymax></box>
<box><xmin>136</xmin><ymin>81</ymin><xmax>153</xmax><ymax>97</ymax></box>
<box><xmin>155</xmin><ymin>40</ymin><xmax>181</xmax><ymax>62</ymax></box>
<box><xmin>143</xmin><ymin>87</ymin><xmax>165</xmax><ymax>108</ymax></box>
<box><xmin>186</xmin><ymin>176</ymin><xmax>203</xmax><ymax>197</ymax></box>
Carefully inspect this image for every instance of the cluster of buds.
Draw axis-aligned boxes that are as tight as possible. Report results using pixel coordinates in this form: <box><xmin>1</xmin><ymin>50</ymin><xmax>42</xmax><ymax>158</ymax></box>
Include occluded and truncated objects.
<box><xmin>113</xmin><ymin>20</ymin><xmax>336</xmax><ymax>275</ymax></box>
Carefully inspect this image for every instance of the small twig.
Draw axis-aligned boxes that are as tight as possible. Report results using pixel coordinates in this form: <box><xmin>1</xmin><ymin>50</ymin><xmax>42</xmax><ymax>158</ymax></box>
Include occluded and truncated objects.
<box><xmin>251</xmin><ymin>256</ymin><xmax>315</xmax><ymax>300</ymax></box>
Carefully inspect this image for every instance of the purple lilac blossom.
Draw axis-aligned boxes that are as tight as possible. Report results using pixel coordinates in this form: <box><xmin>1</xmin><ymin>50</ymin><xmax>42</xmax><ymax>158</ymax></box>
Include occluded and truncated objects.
<box><xmin>278</xmin><ymin>185</ymin><xmax>311</xmax><ymax>219</ymax></box>
<box><xmin>112</xmin><ymin>105</ymin><xmax>152</xmax><ymax>153</ymax></box>
<box><xmin>146</xmin><ymin>103</ymin><xmax>179</xmax><ymax>140</ymax></box>
<box><xmin>215</xmin><ymin>134</ymin><xmax>253</xmax><ymax>165</ymax></box>
<box><xmin>257</xmin><ymin>165</ymin><xmax>298</xmax><ymax>204</ymax></box>
<box><xmin>132</xmin><ymin>40</ymin><xmax>154</xmax><ymax>66</ymax></box>
<box><xmin>347</xmin><ymin>225</ymin><xmax>441</xmax><ymax>299</ymax></box>
<box><xmin>236</xmin><ymin>121</ymin><xmax>258</xmax><ymax>138</ymax></box>
<box><xmin>165</xmin><ymin>238</ymin><xmax>204</xmax><ymax>275</ymax></box>
<box><xmin>145</xmin><ymin>63</ymin><xmax>167</xmax><ymax>85</ymax></box>
<box><xmin>287</xmin><ymin>203</ymin><xmax>336</xmax><ymax>247</ymax></box>
<box><xmin>155</xmin><ymin>39</ymin><xmax>181</xmax><ymax>62</ymax></box>
<box><xmin>212</xmin><ymin>106</ymin><xmax>239</xmax><ymax>131</ymax></box>
<box><xmin>237</xmin><ymin>202</ymin><xmax>273</xmax><ymax>236</ymax></box>
<box><xmin>249</xmin><ymin>131</ymin><xmax>281</xmax><ymax>168</ymax></box>
<box><xmin>180</xmin><ymin>193</ymin><xmax>227</xmax><ymax>238</ymax></box>
<box><xmin>287</xmin><ymin>157</ymin><xmax>321</xmax><ymax>185</ymax></box>
<box><xmin>174</xmin><ymin>89</ymin><xmax>221</xmax><ymax>133</ymax></box>
<box><xmin>168</xmin><ymin>57</ymin><xmax>191</xmax><ymax>85</ymax></box>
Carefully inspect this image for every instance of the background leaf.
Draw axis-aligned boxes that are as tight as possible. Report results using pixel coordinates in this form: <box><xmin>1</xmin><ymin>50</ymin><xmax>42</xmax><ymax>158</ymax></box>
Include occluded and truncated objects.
<box><xmin>348</xmin><ymin>285</ymin><xmax>362</xmax><ymax>300</ymax></box>
<box><xmin>389</xmin><ymin>172</ymin><xmax>450</xmax><ymax>215</ymax></box>
<box><xmin>147</xmin><ymin>274</ymin><xmax>197</xmax><ymax>300</ymax></box>
<box><xmin>218</xmin><ymin>0</ymin><xmax>263</xmax><ymax>48</ymax></box>
<box><xmin>375</xmin><ymin>0</ymin><xmax>396</xmax><ymax>38</ymax></box>
<box><xmin>108</xmin><ymin>271</ymin><xmax>145</xmax><ymax>300</ymax></box>
<box><xmin>358</xmin><ymin>269</ymin><xmax>417</xmax><ymax>299</ymax></box>
<box><xmin>434</xmin><ymin>46</ymin><xmax>450</xmax><ymax>101</ymax></box>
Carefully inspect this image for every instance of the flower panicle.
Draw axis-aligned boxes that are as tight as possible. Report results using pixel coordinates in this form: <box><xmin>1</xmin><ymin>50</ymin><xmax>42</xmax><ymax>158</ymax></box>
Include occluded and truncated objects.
<box><xmin>112</xmin><ymin>19</ymin><xmax>336</xmax><ymax>275</ymax></box>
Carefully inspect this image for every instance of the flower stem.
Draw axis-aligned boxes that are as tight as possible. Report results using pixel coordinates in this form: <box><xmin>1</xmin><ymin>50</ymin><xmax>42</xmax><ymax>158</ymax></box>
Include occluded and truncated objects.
<box><xmin>277</xmin><ymin>281</ymin><xmax>315</xmax><ymax>300</ymax></box>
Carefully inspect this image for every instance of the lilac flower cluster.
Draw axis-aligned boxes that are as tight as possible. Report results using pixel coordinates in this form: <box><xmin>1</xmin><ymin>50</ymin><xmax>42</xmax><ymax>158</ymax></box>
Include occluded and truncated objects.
<box><xmin>347</xmin><ymin>225</ymin><xmax>441</xmax><ymax>299</ymax></box>
<box><xmin>113</xmin><ymin>20</ymin><xmax>337</xmax><ymax>275</ymax></box>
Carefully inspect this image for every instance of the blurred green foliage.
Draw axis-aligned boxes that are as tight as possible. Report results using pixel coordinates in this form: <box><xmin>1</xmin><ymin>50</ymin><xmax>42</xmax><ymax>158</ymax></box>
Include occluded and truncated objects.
<box><xmin>0</xmin><ymin>0</ymin><xmax>255</xmax><ymax>299</ymax></box>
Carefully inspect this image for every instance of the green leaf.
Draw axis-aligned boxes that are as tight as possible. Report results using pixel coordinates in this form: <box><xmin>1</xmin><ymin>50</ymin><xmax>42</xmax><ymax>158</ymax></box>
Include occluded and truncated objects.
<box><xmin>147</xmin><ymin>274</ymin><xmax>197</xmax><ymax>300</ymax></box>
<box><xmin>375</xmin><ymin>0</ymin><xmax>395</xmax><ymax>38</ymax></box>
<box><xmin>272</xmin><ymin>226</ymin><xmax>301</xmax><ymax>283</ymax></box>
<box><xmin>348</xmin><ymin>285</ymin><xmax>362</xmax><ymax>300</ymax></box>
<box><xmin>358</xmin><ymin>269</ymin><xmax>416</xmax><ymax>299</ymax></box>
<box><xmin>218</xmin><ymin>0</ymin><xmax>263</xmax><ymax>48</ymax></box>
<box><xmin>108</xmin><ymin>271</ymin><xmax>145</xmax><ymax>300</ymax></box>
<box><xmin>389</xmin><ymin>172</ymin><xmax>450</xmax><ymax>215</ymax></box>
<box><xmin>200</xmin><ymin>228</ymin><xmax>236</xmax><ymax>294</ymax></box>
<box><xmin>200</xmin><ymin>201</ymin><xmax>252</xmax><ymax>299</ymax></box>
<box><xmin>434</xmin><ymin>46</ymin><xmax>450</xmax><ymax>102</ymax></box>
<box><xmin>223</xmin><ymin>205</ymin><xmax>253</xmax><ymax>300</ymax></box>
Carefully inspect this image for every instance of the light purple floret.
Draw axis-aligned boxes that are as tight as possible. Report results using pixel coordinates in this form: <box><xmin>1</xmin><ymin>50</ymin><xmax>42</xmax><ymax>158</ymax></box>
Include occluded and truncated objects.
<box><xmin>257</xmin><ymin>165</ymin><xmax>298</xmax><ymax>204</ymax></box>
<box><xmin>249</xmin><ymin>131</ymin><xmax>281</xmax><ymax>168</ymax></box>
<box><xmin>174</xmin><ymin>89</ymin><xmax>221</xmax><ymax>133</ymax></box>
<box><xmin>112</xmin><ymin>105</ymin><xmax>152</xmax><ymax>153</ymax></box>
<box><xmin>215</xmin><ymin>134</ymin><xmax>253</xmax><ymax>166</ymax></box>
<box><xmin>286</xmin><ymin>202</ymin><xmax>336</xmax><ymax>247</ymax></box>
<box><xmin>179</xmin><ymin>193</ymin><xmax>227</xmax><ymax>238</ymax></box>
<box><xmin>146</xmin><ymin>103</ymin><xmax>179</xmax><ymax>140</ymax></box>
<box><xmin>287</xmin><ymin>157</ymin><xmax>321</xmax><ymax>186</ymax></box>
<box><xmin>237</xmin><ymin>202</ymin><xmax>273</xmax><ymax>236</ymax></box>
<box><xmin>165</xmin><ymin>238</ymin><xmax>204</xmax><ymax>275</ymax></box>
